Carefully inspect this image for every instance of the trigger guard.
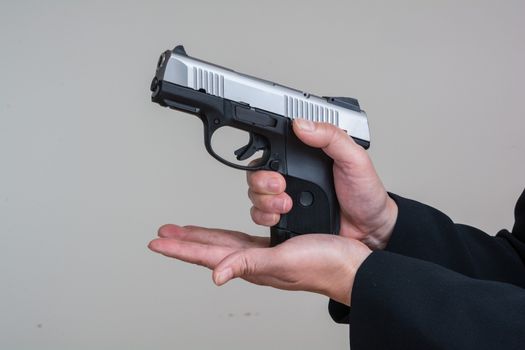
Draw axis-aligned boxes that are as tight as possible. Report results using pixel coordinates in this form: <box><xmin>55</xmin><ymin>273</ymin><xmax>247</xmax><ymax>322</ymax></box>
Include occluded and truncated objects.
<box><xmin>203</xmin><ymin>126</ymin><xmax>273</xmax><ymax>171</ymax></box>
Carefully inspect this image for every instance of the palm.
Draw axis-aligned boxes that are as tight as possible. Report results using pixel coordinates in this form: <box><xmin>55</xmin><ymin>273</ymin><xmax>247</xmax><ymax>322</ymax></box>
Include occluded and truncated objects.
<box><xmin>149</xmin><ymin>224</ymin><xmax>370</xmax><ymax>305</ymax></box>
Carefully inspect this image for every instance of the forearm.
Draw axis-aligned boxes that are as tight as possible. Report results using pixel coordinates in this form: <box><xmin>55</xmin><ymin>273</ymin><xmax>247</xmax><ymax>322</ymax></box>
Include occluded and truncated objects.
<box><xmin>329</xmin><ymin>191</ymin><xmax>525</xmax><ymax>324</ymax></box>
<box><xmin>384</xmin><ymin>193</ymin><xmax>525</xmax><ymax>285</ymax></box>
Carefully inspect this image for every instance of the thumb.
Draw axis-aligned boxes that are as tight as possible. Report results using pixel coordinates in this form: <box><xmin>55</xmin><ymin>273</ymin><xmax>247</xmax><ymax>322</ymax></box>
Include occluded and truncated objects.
<box><xmin>212</xmin><ymin>248</ymin><xmax>272</xmax><ymax>286</ymax></box>
<box><xmin>292</xmin><ymin>118</ymin><xmax>365</xmax><ymax>166</ymax></box>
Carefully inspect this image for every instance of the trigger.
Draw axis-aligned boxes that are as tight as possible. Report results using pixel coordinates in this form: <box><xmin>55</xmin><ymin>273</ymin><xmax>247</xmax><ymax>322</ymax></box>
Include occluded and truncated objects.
<box><xmin>234</xmin><ymin>133</ymin><xmax>268</xmax><ymax>161</ymax></box>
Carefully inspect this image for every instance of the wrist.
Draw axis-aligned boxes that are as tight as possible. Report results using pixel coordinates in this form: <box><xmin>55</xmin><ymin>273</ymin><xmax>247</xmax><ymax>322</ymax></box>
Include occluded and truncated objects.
<box><xmin>362</xmin><ymin>196</ymin><xmax>398</xmax><ymax>250</ymax></box>
<box><xmin>327</xmin><ymin>240</ymin><xmax>372</xmax><ymax>306</ymax></box>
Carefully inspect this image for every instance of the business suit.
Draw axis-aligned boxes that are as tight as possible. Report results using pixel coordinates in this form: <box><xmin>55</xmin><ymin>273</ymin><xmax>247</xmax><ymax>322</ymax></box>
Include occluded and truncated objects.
<box><xmin>329</xmin><ymin>190</ymin><xmax>525</xmax><ymax>349</ymax></box>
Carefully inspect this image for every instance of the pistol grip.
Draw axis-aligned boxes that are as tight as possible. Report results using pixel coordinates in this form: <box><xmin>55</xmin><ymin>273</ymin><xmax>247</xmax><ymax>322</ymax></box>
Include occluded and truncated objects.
<box><xmin>270</xmin><ymin>174</ymin><xmax>340</xmax><ymax>246</ymax></box>
<box><xmin>267</xmin><ymin>126</ymin><xmax>341</xmax><ymax>246</ymax></box>
<box><xmin>270</xmin><ymin>227</ymin><xmax>297</xmax><ymax>246</ymax></box>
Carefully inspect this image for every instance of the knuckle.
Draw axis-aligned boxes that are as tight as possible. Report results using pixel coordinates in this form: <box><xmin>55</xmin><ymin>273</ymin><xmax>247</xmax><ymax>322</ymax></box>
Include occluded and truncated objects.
<box><xmin>247</xmin><ymin>189</ymin><xmax>255</xmax><ymax>203</ymax></box>
<box><xmin>246</xmin><ymin>170</ymin><xmax>255</xmax><ymax>185</ymax></box>
<box><xmin>319</xmin><ymin>123</ymin><xmax>341</xmax><ymax>148</ymax></box>
<box><xmin>249</xmin><ymin>191</ymin><xmax>277</xmax><ymax>211</ymax></box>
<box><xmin>257</xmin><ymin>194</ymin><xmax>276</xmax><ymax>211</ymax></box>
<box><xmin>277</xmin><ymin>175</ymin><xmax>287</xmax><ymax>192</ymax></box>
<box><xmin>250</xmin><ymin>207</ymin><xmax>278</xmax><ymax>226</ymax></box>
<box><xmin>352</xmin><ymin>147</ymin><xmax>370</xmax><ymax>165</ymax></box>
<box><xmin>248</xmin><ymin>170</ymin><xmax>286</xmax><ymax>194</ymax></box>
<box><xmin>239</xmin><ymin>252</ymin><xmax>255</xmax><ymax>275</ymax></box>
<box><xmin>331</xmin><ymin>127</ymin><xmax>347</xmax><ymax>144</ymax></box>
<box><xmin>274</xmin><ymin>193</ymin><xmax>291</xmax><ymax>213</ymax></box>
<box><xmin>250</xmin><ymin>206</ymin><xmax>261</xmax><ymax>224</ymax></box>
<box><xmin>253</xmin><ymin>174</ymin><xmax>267</xmax><ymax>192</ymax></box>
<box><xmin>250</xmin><ymin>207</ymin><xmax>263</xmax><ymax>223</ymax></box>
<box><xmin>246</xmin><ymin>170</ymin><xmax>260</xmax><ymax>187</ymax></box>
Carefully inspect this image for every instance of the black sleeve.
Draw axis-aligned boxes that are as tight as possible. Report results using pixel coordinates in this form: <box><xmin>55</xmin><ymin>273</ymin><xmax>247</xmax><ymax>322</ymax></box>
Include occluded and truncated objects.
<box><xmin>328</xmin><ymin>189</ymin><xmax>525</xmax><ymax>349</ymax></box>
<box><xmin>349</xmin><ymin>251</ymin><xmax>525</xmax><ymax>350</ymax></box>
<box><xmin>382</xmin><ymin>191</ymin><xmax>525</xmax><ymax>281</ymax></box>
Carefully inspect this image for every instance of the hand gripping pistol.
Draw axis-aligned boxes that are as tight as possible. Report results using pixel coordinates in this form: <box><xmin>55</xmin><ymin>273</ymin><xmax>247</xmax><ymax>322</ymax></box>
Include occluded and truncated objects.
<box><xmin>150</xmin><ymin>45</ymin><xmax>370</xmax><ymax>246</ymax></box>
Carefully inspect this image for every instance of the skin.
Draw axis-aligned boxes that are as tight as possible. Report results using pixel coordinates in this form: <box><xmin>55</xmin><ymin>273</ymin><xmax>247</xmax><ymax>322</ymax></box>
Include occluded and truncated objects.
<box><xmin>247</xmin><ymin>119</ymin><xmax>398</xmax><ymax>250</ymax></box>
<box><xmin>148</xmin><ymin>119</ymin><xmax>398</xmax><ymax>306</ymax></box>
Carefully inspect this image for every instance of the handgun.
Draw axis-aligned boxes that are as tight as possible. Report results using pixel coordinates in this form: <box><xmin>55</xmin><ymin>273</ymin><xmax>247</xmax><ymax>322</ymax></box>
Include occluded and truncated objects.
<box><xmin>150</xmin><ymin>45</ymin><xmax>370</xmax><ymax>246</ymax></box>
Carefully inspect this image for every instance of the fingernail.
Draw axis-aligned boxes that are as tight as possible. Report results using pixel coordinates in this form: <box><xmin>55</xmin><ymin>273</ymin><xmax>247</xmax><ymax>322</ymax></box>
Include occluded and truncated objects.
<box><xmin>215</xmin><ymin>268</ymin><xmax>233</xmax><ymax>286</ymax></box>
<box><xmin>294</xmin><ymin>118</ymin><xmax>315</xmax><ymax>131</ymax></box>
<box><xmin>273</xmin><ymin>198</ymin><xmax>287</xmax><ymax>212</ymax></box>
<box><xmin>147</xmin><ymin>239</ymin><xmax>160</xmax><ymax>252</ymax></box>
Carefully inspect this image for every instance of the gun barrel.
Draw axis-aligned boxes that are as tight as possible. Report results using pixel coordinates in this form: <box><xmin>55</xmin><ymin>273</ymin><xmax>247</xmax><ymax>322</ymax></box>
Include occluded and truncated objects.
<box><xmin>154</xmin><ymin>46</ymin><xmax>370</xmax><ymax>146</ymax></box>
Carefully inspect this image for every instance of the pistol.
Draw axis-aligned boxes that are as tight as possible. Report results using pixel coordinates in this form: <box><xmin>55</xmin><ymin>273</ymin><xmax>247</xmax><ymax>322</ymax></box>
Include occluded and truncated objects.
<box><xmin>150</xmin><ymin>45</ymin><xmax>370</xmax><ymax>246</ymax></box>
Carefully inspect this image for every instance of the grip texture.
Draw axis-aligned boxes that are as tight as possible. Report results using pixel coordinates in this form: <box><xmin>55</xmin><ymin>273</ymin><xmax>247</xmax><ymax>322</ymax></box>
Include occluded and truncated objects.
<box><xmin>270</xmin><ymin>131</ymin><xmax>340</xmax><ymax>246</ymax></box>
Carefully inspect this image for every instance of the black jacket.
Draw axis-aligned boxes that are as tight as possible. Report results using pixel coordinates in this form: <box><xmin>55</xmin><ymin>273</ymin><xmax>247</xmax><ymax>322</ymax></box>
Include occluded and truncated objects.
<box><xmin>329</xmin><ymin>190</ymin><xmax>525</xmax><ymax>350</ymax></box>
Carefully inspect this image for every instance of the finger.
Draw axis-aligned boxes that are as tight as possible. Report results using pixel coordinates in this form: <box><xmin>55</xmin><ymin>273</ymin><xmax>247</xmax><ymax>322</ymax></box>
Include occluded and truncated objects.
<box><xmin>292</xmin><ymin>119</ymin><xmax>368</xmax><ymax>166</ymax></box>
<box><xmin>250</xmin><ymin>206</ymin><xmax>280</xmax><ymax>226</ymax></box>
<box><xmin>247</xmin><ymin>190</ymin><xmax>292</xmax><ymax>214</ymax></box>
<box><xmin>148</xmin><ymin>238</ymin><xmax>235</xmax><ymax>269</ymax></box>
<box><xmin>157</xmin><ymin>224</ymin><xmax>269</xmax><ymax>249</ymax></box>
<box><xmin>246</xmin><ymin>170</ymin><xmax>286</xmax><ymax>195</ymax></box>
<box><xmin>212</xmin><ymin>247</ymin><xmax>275</xmax><ymax>286</ymax></box>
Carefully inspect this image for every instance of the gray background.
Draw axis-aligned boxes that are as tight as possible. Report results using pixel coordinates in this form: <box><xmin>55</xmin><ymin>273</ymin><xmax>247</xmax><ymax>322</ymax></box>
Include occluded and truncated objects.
<box><xmin>1</xmin><ymin>0</ymin><xmax>524</xmax><ymax>349</ymax></box>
